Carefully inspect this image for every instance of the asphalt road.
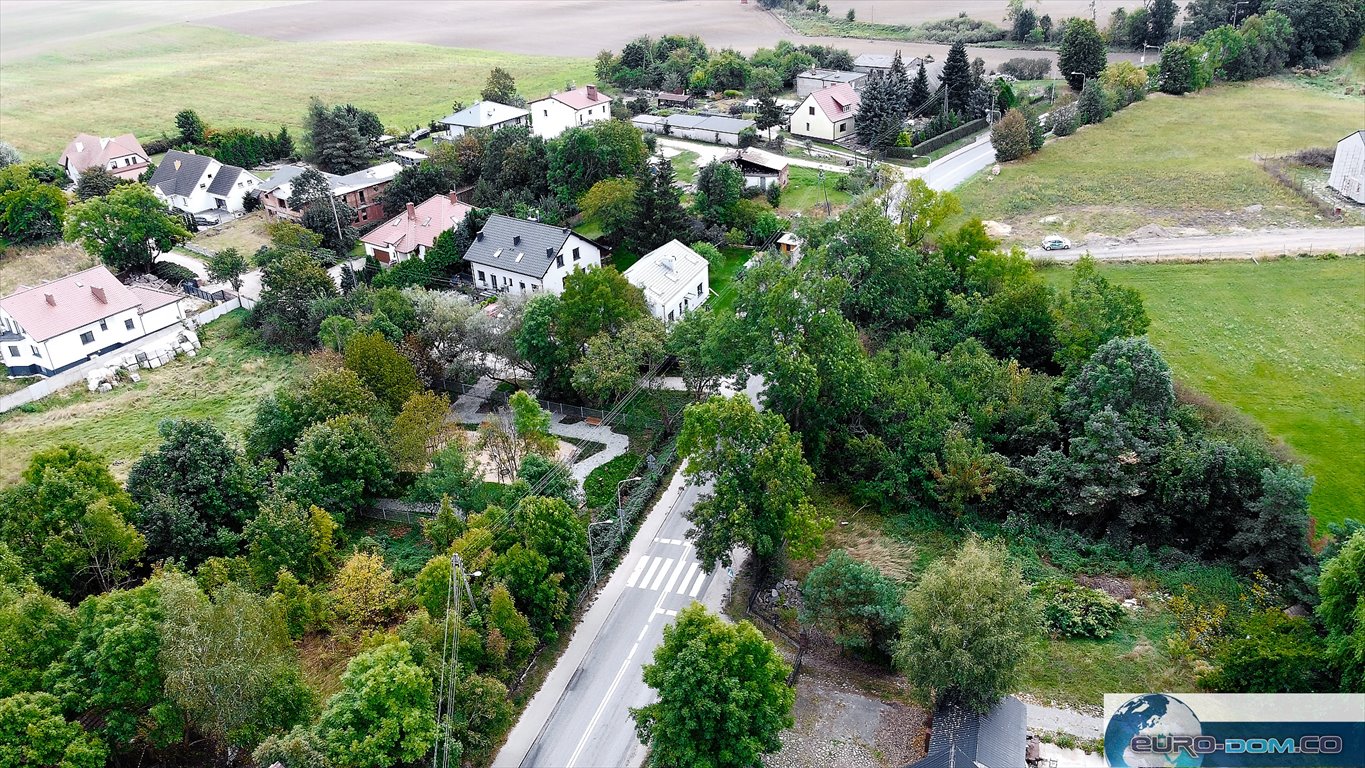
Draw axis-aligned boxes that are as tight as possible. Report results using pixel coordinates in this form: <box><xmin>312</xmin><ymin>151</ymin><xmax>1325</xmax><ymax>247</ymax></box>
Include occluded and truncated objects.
<box><xmin>917</xmin><ymin>133</ymin><xmax>997</xmax><ymax>191</ymax></box>
<box><xmin>493</xmin><ymin>474</ymin><xmax>738</xmax><ymax>768</ymax></box>
<box><xmin>1031</xmin><ymin>226</ymin><xmax>1365</xmax><ymax>262</ymax></box>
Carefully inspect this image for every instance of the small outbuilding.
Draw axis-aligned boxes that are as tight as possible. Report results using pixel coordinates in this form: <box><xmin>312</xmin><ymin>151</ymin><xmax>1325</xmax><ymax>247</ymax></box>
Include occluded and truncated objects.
<box><xmin>722</xmin><ymin>148</ymin><xmax>789</xmax><ymax>189</ymax></box>
<box><xmin>795</xmin><ymin>68</ymin><xmax>867</xmax><ymax>97</ymax></box>
<box><xmin>655</xmin><ymin>91</ymin><xmax>695</xmax><ymax>108</ymax></box>
<box><xmin>632</xmin><ymin>113</ymin><xmax>771</xmax><ymax>146</ymax></box>
<box><xmin>1328</xmin><ymin>130</ymin><xmax>1365</xmax><ymax>204</ymax></box>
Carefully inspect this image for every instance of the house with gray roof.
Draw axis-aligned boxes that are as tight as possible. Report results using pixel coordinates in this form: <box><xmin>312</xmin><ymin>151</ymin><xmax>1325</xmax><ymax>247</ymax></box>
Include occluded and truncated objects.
<box><xmin>905</xmin><ymin>696</ymin><xmax>1027</xmax><ymax>768</ymax></box>
<box><xmin>462</xmin><ymin>214</ymin><xmax>603</xmax><ymax>295</ymax></box>
<box><xmin>623</xmin><ymin>240</ymin><xmax>709</xmax><ymax>323</ymax></box>
<box><xmin>147</xmin><ymin>150</ymin><xmax>258</xmax><ymax>216</ymax></box>
<box><xmin>631</xmin><ymin>113</ymin><xmax>773</xmax><ymax>146</ymax></box>
<box><xmin>437</xmin><ymin>100</ymin><xmax>530</xmax><ymax>141</ymax></box>
<box><xmin>795</xmin><ymin>68</ymin><xmax>867</xmax><ymax>97</ymax></box>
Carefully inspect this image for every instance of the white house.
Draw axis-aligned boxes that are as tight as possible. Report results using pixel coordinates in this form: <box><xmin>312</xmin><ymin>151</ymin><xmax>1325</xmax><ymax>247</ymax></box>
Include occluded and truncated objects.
<box><xmin>360</xmin><ymin>192</ymin><xmax>473</xmax><ymax>265</ymax></box>
<box><xmin>795</xmin><ymin>68</ymin><xmax>866</xmax><ymax>97</ymax></box>
<box><xmin>0</xmin><ymin>266</ymin><xmax>185</xmax><ymax>377</ymax></box>
<box><xmin>1328</xmin><ymin>130</ymin><xmax>1365</xmax><ymax>204</ymax></box>
<box><xmin>148</xmin><ymin>150</ymin><xmax>259</xmax><ymax>216</ymax></box>
<box><xmin>437</xmin><ymin>100</ymin><xmax>531</xmax><ymax>140</ymax></box>
<box><xmin>630</xmin><ymin>113</ymin><xmax>775</xmax><ymax>146</ymax></box>
<box><xmin>529</xmin><ymin>85</ymin><xmax>613</xmax><ymax>139</ymax></box>
<box><xmin>790</xmin><ymin>83</ymin><xmax>860</xmax><ymax>141</ymax></box>
<box><xmin>58</xmin><ymin>133</ymin><xmax>150</xmax><ymax>184</ymax></box>
<box><xmin>623</xmin><ymin>240</ymin><xmax>709</xmax><ymax>323</ymax></box>
<box><xmin>461</xmin><ymin>214</ymin><xmax>603</xmax><ymax>295</ymax></box>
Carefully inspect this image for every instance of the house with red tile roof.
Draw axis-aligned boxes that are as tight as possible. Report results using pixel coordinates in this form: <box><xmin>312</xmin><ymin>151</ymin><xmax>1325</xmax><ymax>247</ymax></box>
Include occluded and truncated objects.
<box><xmin>360</xmin><ymin>192</ymin><xmax>473</xmax><ymax>265</ymax></box>
<box><xmin>529</xmin><ymin>85</ymin><xmax>613</xmax><ymax>139</ymax></box>
<box><xmin>0</xmin><ymin>266</ymin><xmax>186</xmax><ymax>377</ymax></box>
<box><xmin>790</xmin><ymin>83</ymin><xmax>861</xmax><ymax>141</ymax></box>
<box><xmin>58</xmin><ymin>133</ymin><xmax>150</xmax><ymax>184</ymax></box>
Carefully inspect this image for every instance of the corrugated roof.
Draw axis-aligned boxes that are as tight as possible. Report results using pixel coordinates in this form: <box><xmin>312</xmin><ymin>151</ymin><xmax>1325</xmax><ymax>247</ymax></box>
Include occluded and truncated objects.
<box><xmin>800</xmin><ymin>68</ymin><xmax>866</xmax><ymax>84</ymax></box>
<box><xmin>361</xmin><ymin>193</ymin><xmax>473</xmax><ymax>254</ymax></box>
<box><xmin>723</xmin><ymin>148</ymin><xmax>788</xmax><ymax>173</ymax></box>
<box><xmin>854</xmin><ymin>53</ymin><xmax>895</xmax><ymax>68</ymax></box>
<box><xmin>906</xmin><ymin>697</ymin><xmax>1026</xmax><ymax>768</ymax></box>
<box><xmin>634</xmin><ymin>113</ymin><xmax>756</xmax><ymax>135</ymax></box>
<box><xmin>809</xmin><ymin>83</ymin><xmax>861</xmax><ymax>121</ymax></box>
<box><xmin>440</xmin><ymin>100</ymin><xmax>530</xmax><ymax>128</ymax></box>
<box><xmin>0</xmin><ymin>266</ymin><xmax>144</xmax><ymax>342</ymax></box>
<box><xmin>623</xmin><ymin>240</ymin><xmax>707</xmax><ymax>304</ymax></box>
<box><xmin>462</xmin><ymin>214</ymin><xmax>576</xmax><ymax>278</ymax></box>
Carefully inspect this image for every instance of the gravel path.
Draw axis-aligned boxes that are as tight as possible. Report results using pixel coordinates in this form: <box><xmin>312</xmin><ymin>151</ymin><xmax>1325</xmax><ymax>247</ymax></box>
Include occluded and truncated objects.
<box><xmin>1025</xmin><ymin>702</ymin><xmax>1105</xmax><ymax>740</ymax></box>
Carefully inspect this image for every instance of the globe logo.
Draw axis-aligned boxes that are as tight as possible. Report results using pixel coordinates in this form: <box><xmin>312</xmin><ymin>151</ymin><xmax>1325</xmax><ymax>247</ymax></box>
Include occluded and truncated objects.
<box><xmin>1104</xmin><ymin>694</ymin><xmax>1204</xmax><ymax>767</ymax></box>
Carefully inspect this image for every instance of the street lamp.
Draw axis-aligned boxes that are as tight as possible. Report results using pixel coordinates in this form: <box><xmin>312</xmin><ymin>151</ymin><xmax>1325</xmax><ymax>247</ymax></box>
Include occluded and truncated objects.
<box><xmin>587</xmin><ymin>518</ymin><xmax>616</xmax><ymax>584</ymax></box>
<box><xmin>616</xmin><ymin>475</ymin><xmax>643</xmax><ymax>515</ymax></box>
<box><xmin>1140</xmin><ymin>42</ymin><xmax>1158</xmax><ymax>66</ymax></box>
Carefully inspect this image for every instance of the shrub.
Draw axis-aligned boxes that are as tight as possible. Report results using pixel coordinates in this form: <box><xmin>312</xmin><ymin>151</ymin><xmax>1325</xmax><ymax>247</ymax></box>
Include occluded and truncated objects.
<box><xmin>999</xmin><ymin>57</ymin><xmax>1052</xmax><ymax>80</ymax></box>
<box><xmin>584</xmin><ymin>453</ymin><xmax>643</xmax><ymax>509</ymax></box>
<box><xmin>918</xmin><ymin>16</ymin><xmax>1008</xmax><ymax>44</ymax></box>
<box><xmin>1034</xmin><ymin>580</ymin><xmax>1125</xmax><ymax>639</ymax></box>
<box><xmin>1048</xmin><ymin>103</ymin><xmax>1079</xmax><ymax>136</ymax></box>
<box><xmin>765</xmin><ymin>183</ymin><xmax>781</xmax><ymax>207</ymax></box>
<box><xmin>990</xmin><ymin>109</ymin><xmax>1033</xmax><ymax>162</ymax></box>
<box><xmin>152</xmin><ymin>260</ymin><xmax>199</xmax><ymax>284</ymax></box>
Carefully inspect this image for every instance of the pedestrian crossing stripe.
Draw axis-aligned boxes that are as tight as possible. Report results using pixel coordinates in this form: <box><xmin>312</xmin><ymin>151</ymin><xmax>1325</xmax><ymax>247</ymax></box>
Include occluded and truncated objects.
<box><xmin>625</xmin><ymin>555</ymin><xmax>709</xmax><ymax>595</ymax></box>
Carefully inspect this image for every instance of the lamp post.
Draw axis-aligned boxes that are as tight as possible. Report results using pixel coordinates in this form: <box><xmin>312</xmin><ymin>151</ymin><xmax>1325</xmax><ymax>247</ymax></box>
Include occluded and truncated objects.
<box><xmin>615</xmin><ymin>475</ymin><xmax>643</xmax><ymax>532</ymax></box>
<box><xmin>1140</xmin><ymin>43</ymin><xmax>1158</xmax><ymax>66</ymax></box>
<box><xmin>587</xmin><ymin>518</ymin><xmax>617</xmax><ymax>584</ymax></box>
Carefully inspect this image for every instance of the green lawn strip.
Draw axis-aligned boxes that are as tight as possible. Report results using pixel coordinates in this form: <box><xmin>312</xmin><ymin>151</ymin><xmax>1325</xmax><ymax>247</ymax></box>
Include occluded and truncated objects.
<box><xmin>0</xmin><ymin>311</ymin><xmax>303</xmax><ymax>483</ymax></box>
<box><xmin>1044</xmin><ymin>257</ymin><xmax>1365</xmax><ymax>524</ymax></box>
<box><xmin>1</xmin><ymin>24</ymin><xmax>594</xmax><ymax>159</ymax></box>
<box><xmin>707</xmin><ymin>247</ymin><xmax>753</xmax><ymax>315</ymax></box>
<box><xmin>584</xmin><ymin>453</ymin><xmax>643</xmax><ymax>509</ymax></box>
<box><xmin>780</xmin><ymin>166</ymin><xmax>852</xmax><ymax>214</ymax></box>
<box><xmin>953</xmin><ymin>81</ymin><xmax>1364</xmax><ymax>242</ymax></box>
<box><xmin>670</xmin><ymin>150</ymin><xmax>701</xmax><ymax>183</ymax></box>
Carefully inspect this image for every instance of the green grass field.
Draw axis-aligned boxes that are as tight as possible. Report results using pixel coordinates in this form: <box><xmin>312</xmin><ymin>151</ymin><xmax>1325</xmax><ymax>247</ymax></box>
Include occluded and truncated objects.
<box><xmin>955</xmin><ymin>82</ymin><xmax>1364</xmax><ymax>242</ymax></box>
<box><xmin>780</xmin><ymin>166</ymin><xmax>852</xmax><ymax>214</ymax></box>
<box><xmin>669</xmin><ymin>150</ymin><xmax>701</xmax><ymax>183</ymax></box>
<box><xmin>1045</xmin><ymin>256</ymin><xmax>1365</xmax><ymax>525</ymax></box>
<box><xmin>0</xmin><ymin>311</ymin><xmax>303</xmax><ymax>483</ymax></box>
<box><xmin>707</xmin><ymin>247</ymin><xmax>752</xmax><ymax>315</ymax></box>
<box><xmin>0</xmin><ymin>24</ymin><xmax>594</xmax><ymax>159</ymax></box>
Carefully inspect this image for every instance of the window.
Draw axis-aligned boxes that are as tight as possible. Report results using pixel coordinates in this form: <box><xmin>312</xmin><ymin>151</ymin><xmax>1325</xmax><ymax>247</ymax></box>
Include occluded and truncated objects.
<box><xmin>99</xmin><ymin>319</ymin><xmax>107</xmax><ymax>331</ymax></box>
<box><xmin>543</xmin><ymin>109</ymin><xmax>549</xmax><ymax>116</ymax></box>
<box><xmin>572</xmin><ymin>247</ymin><xmax>580</xmax><ymax>261</ymax></box>
<box><xmin>697</xmin><ymin>283</ymin><xmax>704</xmax><ymax>297</ymax></box>
<box><xmin>556</xmin><ymin>254</ymin><xmax>564</xmax><ymax>268</ymax></box>
<box><xmin>477</xmin><ymin>270</ymin><xmax>486</xmax><ymax>283</ymax></box>
<box><xmin>30</xmin><ymin>345</ymin><xmax>39</xmax><ymax>357</ymax></box>
<box><xmin>839</xmin><ymin>123</ymin><xmax>847</xmax><ymax>133</ymax></box>
<box><xmin>668</xmin><ymin>310</ymin><xmax>675</xmax><ymax>322</ymax></box>
<box><xmin>808</xmin><ymin>106</ymin><xmax>815</xmax><ymax>115</ymax></box>
<box><xmin>125</xmin><ymin>319</ymin><xmax>135</xmax><ymax>330</ymax></box>
<box><xmin>80</xmin><ymin>331</ymin><xmax>94</xmax><ymax>345</ymax></box>
<box><xmin>358</xmin><ymin>190</ymin><xmax>365</xmax><ymax>203</ymax></box>
<box><xmin>806</xmin><ymin>122</ymin><xmax>811</xmax><ymax>131</ymax></box>
<box><xmin>6</xmin><ymin>346</ymin><xmax>17</xmax><ymax>357</ymax></box>
<box><xmin>519</xmin><ymin>282</ymin><xmax>526</xmax><ymax>291</ymax></box>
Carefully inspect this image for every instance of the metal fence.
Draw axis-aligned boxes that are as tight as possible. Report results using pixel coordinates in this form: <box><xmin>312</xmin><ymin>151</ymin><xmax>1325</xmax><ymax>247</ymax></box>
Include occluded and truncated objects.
<box><xmin>359</xmin><ymin>498</ymin><xmax>459</xmax><ymax>524</ymax></box>
<box><xmin>744</xmin><ymin>558</ymin><xmax>808</xmax><ymax>685</ymax></box>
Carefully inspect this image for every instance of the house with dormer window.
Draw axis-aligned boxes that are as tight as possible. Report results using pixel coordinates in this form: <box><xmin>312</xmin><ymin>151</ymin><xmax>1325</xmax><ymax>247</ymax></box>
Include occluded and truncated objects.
<box><xmin>790</xmin><ymin>83</ymin><xmax>861</xmax><ymax>141</ymax></box>
<box><xmin>147</xmin><ymin>150</ymin><xmax>259</xmax><ymax>216</ymax></box>
<box><xmin>461</xmin><ymin>214</ymin><xmax>603</xmax><ymax>295</ymax></box>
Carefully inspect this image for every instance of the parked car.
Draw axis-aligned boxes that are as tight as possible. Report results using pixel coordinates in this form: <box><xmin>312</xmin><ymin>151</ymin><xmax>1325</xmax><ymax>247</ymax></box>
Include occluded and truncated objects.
<box><xmin>1042</xmin><ymin>236</ymin><xmax>1072</xmax><ymax>251</ymax></box>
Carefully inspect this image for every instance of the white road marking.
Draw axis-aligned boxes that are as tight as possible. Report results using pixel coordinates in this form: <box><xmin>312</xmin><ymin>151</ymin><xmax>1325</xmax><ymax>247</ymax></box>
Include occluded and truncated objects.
<box><xmin>636</xmin><ymin>625</ymin><xmax>648</xmax><ymax>643</ymax></box>
<box><xmin>675</xmin><ymin>562</ymin><xmax>698</xmax><ymax>594</ymax></box>
<box><xmin>688</xmin><ymin>570</ymin><xmax>706</xmax><ymax>597</ymax></box>
<box><xmin>661</xmin><ymin>557</ymin><xmax>688</xmax><ymax>594</ymax></box>
<box><xmin>624</xmin><ymin>556</ymin><xmax>649</xmax><ymax>588</ymax></box>
<box><xmin>648</xmin><ymin>558</ymin><xmax>674</xmax><ymax>591</ymax></box>
<box><xmin>638</xmin><ymin>557</ymin><xmax>662</xmax><ymax>591</ymax></box>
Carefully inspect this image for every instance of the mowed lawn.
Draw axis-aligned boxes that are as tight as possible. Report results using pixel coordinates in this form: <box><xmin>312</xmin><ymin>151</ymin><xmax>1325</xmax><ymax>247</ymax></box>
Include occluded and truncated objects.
<box><xmin>780</xmin><ymin>166</ymin><xmax>853</xmax><ymax>215</ymax></box>
<box><xmin>955</xmin><ymin>81</ymin><xmax>1365</xmax><ymax>241</ymax></box>
<box><xmin>1046</xmin><ymin>257</ymin><xmax>1365</xmax><ymax>525</ymax></box>
<box><xmin>0</xmin><ymin>312</ymin><xmax>303</xmax><ymax>483</ymax></box>
<box><xmin>0</xmin><ymin>24</ymin><xmax>594</xmax><ymax>159</ymax></box>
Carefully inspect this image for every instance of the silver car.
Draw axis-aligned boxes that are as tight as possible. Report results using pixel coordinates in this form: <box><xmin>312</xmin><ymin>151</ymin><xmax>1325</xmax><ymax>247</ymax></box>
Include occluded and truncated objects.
<box><xmin>1041</xmin><ymin>236</ymin><xmax>1072</xmax><ymax>251</ymax></box>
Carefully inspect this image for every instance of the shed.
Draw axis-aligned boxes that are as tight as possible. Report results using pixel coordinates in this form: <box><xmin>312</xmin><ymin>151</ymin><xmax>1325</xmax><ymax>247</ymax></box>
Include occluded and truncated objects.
<box><xmin>722</xmin><ymin>148</ymin><xmax>790</xmax><ymax>188</ymax></box>
<box><xmin>905</xmin><ymin>696</ymin><xmax>1027</xmax><ymax>768</ymax></box>
<box><xmin>795</xmin><ymin>68</ymin><xmax>867</xmax><ymax>97</ymax></box>
<box><xmin>656</xmin><ymin>91</ymin><xmax>695</xmax><ymax>108</ymax></box>
<box><xmin>1328</xmin><ymin>131</ymin><xmax>1365</xmax><ymax>204</ymax></box>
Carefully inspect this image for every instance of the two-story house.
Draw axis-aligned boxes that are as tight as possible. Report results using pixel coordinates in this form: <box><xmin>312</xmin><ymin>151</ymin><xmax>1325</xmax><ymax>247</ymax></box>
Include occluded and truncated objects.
<box><xmin>0</xmin><ymin>266</ymin><xmax>185</xmax><ymax>377</ymax></box>
<box><xmin>59</xmin><ymin>133</ymin><xmax>151</xmax><ymax>184</ymax></box>
<box><xmin>360</xmin><ymin>192</ymin><xmax>473</xmax><ymax>265</ymax></box>
<box><xmin>790</xmin><ymin>83</ymin><xmax>860</xmax><ymax>141</ymax></box>
<box><xmin>256</xmin><ymin>162</ymin><xmax>403</xmax><ymax>226</ymax></box>
<box><xmin>437</xmin><ymin>101</ymin><xmax>531</xmax><ymax>141</ymax></box>
<box><xmin>462</xmin><ymin>214</ymin><xmax>603</xmax><ymax>295</ymax></box>
<box><xmin>623</xmin><ymin>240</ymin><xmax>710</xmax><ymax>323</ymax></box>
<box><xmin>795</xmin><ymin>68</ymin><xmax>867</xmax><ymax>97</ymax></box>
<box><xmin>148</xmin><ymin>150</ymin><xmax>259</xmax><ymax>216</ymax></box>
<box><xmin>529</xmin><ymin>85</ymin><xmax>613</xmax><ymax>139</ymax></box>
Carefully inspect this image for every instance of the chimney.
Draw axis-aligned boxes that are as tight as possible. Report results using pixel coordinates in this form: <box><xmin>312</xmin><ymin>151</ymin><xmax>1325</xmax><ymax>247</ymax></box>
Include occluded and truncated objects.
<box><xmin>90</xmin><ymin>285</ymin><xmax>107</xmax><ymax>303</ymax></box>
<box><xmin>406</xmin><ymin>202</ymin><xmax>416</xmax><ymax>219</ymax></box>
<box><xmin>586</xmin><ymin>84</ymin><xmax>598</xmax><ymax>100</ymax></box>
<box><xmin>546</xmin><ymin>247</ymin><xmax>555</xmax><ymax>257</ymax></box>
<box><xmin>476</xmin><ymin>231</ymin><xmax>484</xmax><ymax>241</ymax></box>
<box><xmin>513</xmin><ymin>234</ymin><xmax>521</xmax><ymax>245</ymax></box>
<box><xmin>448</xmin><ymin>191</ymin><xmax>458</xmax><ymax>204</ymax></box>
<box><xmin>44</xmin><ymin>293</ymin><xmax>55</xmax><ymax>306</ymax></box>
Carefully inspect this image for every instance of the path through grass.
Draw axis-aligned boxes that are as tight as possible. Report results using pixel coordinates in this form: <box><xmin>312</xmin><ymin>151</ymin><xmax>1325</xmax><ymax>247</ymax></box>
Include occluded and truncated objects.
<box><xmin>0</xmin><ymin>24</ymin><xmax>594</xmax><ymax>158</ymax></box>
<box><xmin>0</xmin><ymin>311</ymin><xmax>303</xmax><ymax>482</ymax></box>
<box><xmin>1045</xmin><ymin>256</ymin><xmax>1365</xmax><ymax>524</ymax></box>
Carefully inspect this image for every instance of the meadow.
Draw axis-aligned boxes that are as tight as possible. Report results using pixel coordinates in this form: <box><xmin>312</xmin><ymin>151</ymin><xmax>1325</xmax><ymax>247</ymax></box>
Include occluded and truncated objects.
<box><xmin>1045</xmin><ymin>256</ymin><xmax>1365</xmax><ymax>525</ymax></box>
<box><xmin>0</xmin><ymin>311</ymin><xmax>304</xmax><ymax>483</ymax></box>
<box><xmin>0</xmin><ymin>24</ymin><xmax>594</xmax><ymax>159</ymax></box>
<box><xmin>954</xmin><ymin>81</ymin><xmax>1365</xmax><ymax>242</ymax></box>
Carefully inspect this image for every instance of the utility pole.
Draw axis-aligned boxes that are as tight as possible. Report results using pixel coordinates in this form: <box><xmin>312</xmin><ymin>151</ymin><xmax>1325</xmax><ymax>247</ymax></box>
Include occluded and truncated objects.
<box><xmin>433</xmin><ymin>553</ymin><xmax>479</xmax><ymax>768</ymax></box>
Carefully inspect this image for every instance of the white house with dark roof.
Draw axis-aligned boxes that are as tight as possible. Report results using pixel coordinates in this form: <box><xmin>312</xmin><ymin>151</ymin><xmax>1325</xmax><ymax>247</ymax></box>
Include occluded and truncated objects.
<box><xmin>1328</xmin><ymin>130</ymin><xmax>1365</xmax><ymax>204</ymax></box>
<box><xmin>148</xmin><ymin>150</ymin><xmax>258</xmax><ymax>216</ymax></box>
<box><xmin>59</xmin><ymin>133</ymin><xmax>150</xmax><ymax>184</ymax></box>
<box><xmin>462</xmin><ymin>214</ymin><xmax>602</xmax><ymax>295</ymax></box>
<box><xmin>795</xmin><ymin>68</ymin><xmax>867</xmax><ymax>97</ymax></box>
<box><xmin>790</xmin><ymin>83</ymin><xmax>861</xmax><ymax>141</ymax></box>
<box><xmin>0</xmin><ymin>266</ymin><xmax>186</xmax><ymax>377</ymax></box>
<box><xmin>623</xmin><ymin>240</ymin><xmax>709</xmax><ymax>323</ymax></box>
<box><xmin>437</xmin><ymin>100</ymin><xmax>531</xmax><ymax>140</ymax></box>
<box><xmin>361</xmin><ymin>192</ymin><xmax>473</xmax><ymax>265</ymax></box>
<box><xmin>529</xmin><ymin>85</ymin><xmax>613</xmax><ymax>139</ymax></box>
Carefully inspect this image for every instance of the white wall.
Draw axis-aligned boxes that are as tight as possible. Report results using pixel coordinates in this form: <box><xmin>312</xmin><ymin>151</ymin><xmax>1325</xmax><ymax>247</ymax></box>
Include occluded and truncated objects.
<box><xmin>472</xmin><ymin>264</ymin><xmax>544</xmax><ymax>295</ymax></box>
<box><xmin>1329</xmin><ymin>135</ymin><xmax>1365</xmax><ymax>204</ymax></box>
<box><xmin>140</xmin><ymin>301</ymin><xmax>186</xmax><ymax>335</ymax></box>
<box><xmin>646</xmin><ymin>269</ymin><xmax>709</xmax><ymax>323</ymax></box>
<box><xmin>40</xmin><ymin>305</ymin><xmax>146</xmax><ymax>371</ymax></box>
<box><xmin>789</xmin><ymin>96</ymin><xmax>853</xmax><ymax>141</ymax></box>
<box><xmin>530</xmin><ymin>99</ymin><xmax>610</xmax><ymax>139</ymax></box>
<box><xmin>469</xmin><ymin>235</ymin><xmax>602</xmax><ymax>296</ymax></box>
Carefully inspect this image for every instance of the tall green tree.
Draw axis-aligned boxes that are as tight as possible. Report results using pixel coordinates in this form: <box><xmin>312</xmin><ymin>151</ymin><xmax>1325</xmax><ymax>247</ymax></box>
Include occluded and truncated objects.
<box><xmin>677</xmin><ymin>395</ymin><xmax>826</xmax><ymax>570</ymax></box>
<box><xmin>1058</xmin><ymin>18</ymin><xmax>1108</xmax><ymax>89</ymax></box>
<box><xmin>0</xmin><ymin>167</ymin><xmax>66</xmax><ymax>242</ymax></box>
<box><xmin>342</xmin><ymin>331</ymin><xmax>421</xmax><ymax>412</ymax></box>
<box><xmin>379</xmin><ymin>162</ymin><xmax>455</xmax><ymax>217</ymax></box>
<box><xmin>693</xmin><ymin>159</ymin><xmax>744</xmax><ymax>226</ymax></box>
<box><xmin>250</xmin><ymin>249</ymin><xmax>339</xmax><ymax>351</ymax></box>
<box><xmin>631</xmin><ymin>604</ymin><xmax>794</xmax><ymax>768</ymax></box>
<box><xmin>1052</xmin><ymin>256</ymin><xmax>1149</xmax><ymax>372</ymax></box>
<box><xmin>175</xmin><ymin>109</ymin><xmax>207</xmax><ymax>145</ymax></box>
<box><xmin>625</xmin><ymin>160</ymin><xmax>689</xmax><ymax>255</ymax></box>
<box><xmin>855</xmin><ymin>72</ymin><xmax>906</xmax><ymax>150</ymax></box>
<box><xmin>0</xmin><ymin>588</ymin><xmax>77</xmax><ymax>698</ymax></box>
<box><xmin>558</xmin><ymin>265</ymin><xmax>649</xmax><ymax>349</ymax></box>
<box><xmin>893</xmin><ymin>537</ymin><xmax>1039</xmax><ymax>713</ymax></box>
<box><xmin>303</xmin><ymin>97</ymin><xmax>375</xmax><ymax>175</ymax></box>
<box><xmin>1316</xmin><ymin>530</ymin><xmax>1365</xmax><ymax>690</ymax></box>
<box><xmin>1149</xmin><ymin>0</ymin><xmax>1179</xmax><ymax>44</ymax></box>
<box><xmin>481</xmin><ymin>66</ymin><xmax>525</xmax><ymax>106</ymax></box>
<box><xmin>74</xmin><ymin>166</ymin><xmax>125</xmax><ymax>200</ymax></box>
<box><xmin>64</xmin><ymin>184</ymin><xmax>191</xmax><ymax>273</ymax></box>
<box><xmin>909</xmin><ymin>60</ymin><xmax>931</xmax><ymax>112</ymax></box>
<box><xmin>939</xmin><ymin>41</ymin><xmax>974</xmax><ymax>113</ymax></box>
<box><xmin>0</xmin><ymin>692</ymin><xmax>107</xmax><ymax>768</ymax></box>
<box><xmin>314</xmin><ymin>640</ymin><xmax>436</xmax><ymax>768</ymax></box>
<box><xmin>205</xmin><ymin>247</ymin><xmax>249</xmax><ymax>294</ymax></box>
<box><xmin>279</xmin><ymin>414</ymin><xmax>395</xmax><ymax>522</ymax></box>
<box><xmin>547</xmin><ymin>120</ymin><xmax>650</xmax><ymax>205</ymax></box>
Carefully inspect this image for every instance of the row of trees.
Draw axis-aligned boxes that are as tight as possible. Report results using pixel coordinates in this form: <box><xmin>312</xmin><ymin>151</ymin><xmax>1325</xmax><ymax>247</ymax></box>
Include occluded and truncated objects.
<box><xmin>172</xmin><ymin>108</ymin><xmax>295</xmax><ymax>169</ymax></box>
<box><xmin>1159</xmin><ymin>10</ymin><xmax>1300</xmax><ymax>94</ymax></box>
<box><xmin>593</xmin><ymin>35</ymin><xmax>854</xmax><ymax>96</ymax></box>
